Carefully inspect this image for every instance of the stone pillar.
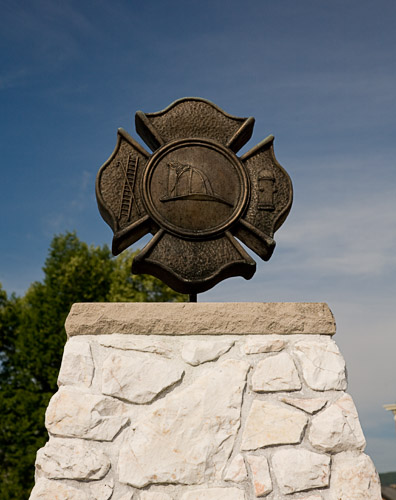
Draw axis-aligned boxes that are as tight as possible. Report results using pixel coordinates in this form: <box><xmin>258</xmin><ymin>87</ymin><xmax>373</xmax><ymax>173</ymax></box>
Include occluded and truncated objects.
<box><xmin>384</xmin><ymin>404</ymin><xmax>396</xmax><ymax>432</ymax></box>
<box><xmin>30</xmin><ymin>303</ymin><xmax>381</xmax><ymax>500</ymax></box>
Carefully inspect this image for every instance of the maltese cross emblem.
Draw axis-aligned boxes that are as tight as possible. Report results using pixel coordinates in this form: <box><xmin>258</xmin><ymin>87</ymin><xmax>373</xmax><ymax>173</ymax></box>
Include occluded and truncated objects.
<box><xmin>96</xmin><ymin>98</ymin><xmax>293</xmax><ymax>295</ymax></box>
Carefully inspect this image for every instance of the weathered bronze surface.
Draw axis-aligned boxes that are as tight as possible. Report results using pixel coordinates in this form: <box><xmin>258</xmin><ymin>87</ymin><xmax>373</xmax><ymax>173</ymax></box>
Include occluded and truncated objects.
<box><xmin>96</xmin><ymin>98</ymin><xmax>293</xmax><ymax>294</ymax></box>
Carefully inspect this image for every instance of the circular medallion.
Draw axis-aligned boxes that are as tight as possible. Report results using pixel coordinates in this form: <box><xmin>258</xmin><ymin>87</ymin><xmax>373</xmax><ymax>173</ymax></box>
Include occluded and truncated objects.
<box><xmin>143</xmin><ymin>138</ymin><xmax>249</xmax><ymax>239</ymax></box>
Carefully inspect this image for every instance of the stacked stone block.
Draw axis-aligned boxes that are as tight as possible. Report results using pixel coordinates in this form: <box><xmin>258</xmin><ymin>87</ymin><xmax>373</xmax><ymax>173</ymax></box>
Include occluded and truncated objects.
<box><xmin>30</xmin><ymin>303</ymin><xmax>381</xmax><ymax>500</ymax></box>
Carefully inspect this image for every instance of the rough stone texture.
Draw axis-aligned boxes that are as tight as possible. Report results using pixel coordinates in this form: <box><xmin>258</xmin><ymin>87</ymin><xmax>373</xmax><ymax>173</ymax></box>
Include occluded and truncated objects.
<box><xmin>329</xmin><ymin>451</ymin><xmax>381</xmax><ymax>500</ymax></box>
<box><xmin>294</xmin><ymin>339</ymin><xmax>347</xmax><ymax>391</ymax></box>
<box><xmin>89</xmin><ymin>479</ymin><xmax>114</xmax><ymax>500</ymax></box>
<box><xmin>245</xmin><ymin>455</ymin><xmax>272</xmax><ymax>497</ymax></box>
<box><xmin>296</xmin><ymin>496</ymin><xmax>323</xmax><ymax>500</ymax></box>
<box><xmin>243</xmin><ymin>337</ymin><xmax>286</xmax><ymax>354</ymax></box>
<box><xmin>180</xmin><ymin>488</ymin><xmax>246</xmax><ymax>500</ymax></box>
<box><xmin>309</xmin><ymin>393</ymin><xmax>366</xmax><ymax>453</ymax></box>
<box><xmin>181</xmin><ymin>339</ymin><xmax>234</xmax><ymax>365</ymax></box>
<box><xmin>118</xmin><ymin>359</ymin><xmax>249</xmax><ymax>487</ymax></box>
<box><xmin>102</xmin><ymin>351</ymin><xmax>184</xmax><ymax>403</ymax></box>
<box><xmin>241</xmin><ymin>400</ymin><xmax>308</xmax><ymax>450</ymax></box>
<box><xmin>30</xmin><ymin>302</ymin><xmax>379</xmax><ymax>500</ymax></box>
<box><xmin>66</xmin><ymin>302</ymin><xmax>335</xmax><ymax>336</ymax></box>
<box><xmin>272</xmin><ymin>448</ymin><xmax>330</xmax><ymax>494</ymax></box>
<box><xmin>35</xmin><ymin>438</ymin><xmax>110</xmax><ymax>480</ymax></box>
<box><xmin>140</xmin><ymin>493</ymin><xmax>173</xmax><ymax>500</ymax></box>
<box><xmin>281</xmin><ymin>396</ymin><xmax>327</xmax><ymax>414</ymax></box>
<box><xmin>251</xmin><ymin>352</ymin><xmax>301</xmax><ymax>392</ymax></box>
<box><xmin>98</xmin><ymin>334</ymin><xmax>173</xmax><ymax>357</ymax></box>
<box><xmin>224</xmin><ymin>454</ymin><xmax>248</xmax><ymax>483</ymax></box>
<box><xmin>45</xmin><ymin>387</ymin><xmax>129</xmax><ymax>441</ymax></box>
<box><xmin>57</xmin><ymin>338</ymin><xmax>94</xmax><ymax>388</ymax></box>
<box><xmin>30</xmin><ymin>478</ymin><xmax>89</xmax><ymax>500</ymax></box>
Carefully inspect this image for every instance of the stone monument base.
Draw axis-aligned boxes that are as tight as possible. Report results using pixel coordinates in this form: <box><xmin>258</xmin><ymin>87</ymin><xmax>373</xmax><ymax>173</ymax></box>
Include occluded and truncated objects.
<box><xmin>30</xmin><ymin>303</ymin><xmax>381</xmax><ymax>500</ymax></box>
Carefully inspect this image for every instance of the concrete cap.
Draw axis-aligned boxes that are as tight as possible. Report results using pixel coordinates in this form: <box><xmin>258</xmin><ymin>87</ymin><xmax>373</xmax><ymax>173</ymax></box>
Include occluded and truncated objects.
<box><xmin>65</xmin><ymin>302</ymin><xmax>335</xmax><ymax>337</ymax></box>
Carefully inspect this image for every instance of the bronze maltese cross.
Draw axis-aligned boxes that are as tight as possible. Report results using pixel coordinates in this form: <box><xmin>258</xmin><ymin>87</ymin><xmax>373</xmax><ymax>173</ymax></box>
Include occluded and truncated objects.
<box><xmin>96</xmin><ymin>98</ymin><xmax>293</xmax><ymax>295</ymax></box>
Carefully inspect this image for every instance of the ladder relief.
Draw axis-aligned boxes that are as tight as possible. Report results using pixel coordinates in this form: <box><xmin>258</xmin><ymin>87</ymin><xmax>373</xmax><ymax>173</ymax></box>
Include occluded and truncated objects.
<box><xmin>119</xmin><ymin>155</ymin><xmax>140</xmax><ymax>220</ymax></box>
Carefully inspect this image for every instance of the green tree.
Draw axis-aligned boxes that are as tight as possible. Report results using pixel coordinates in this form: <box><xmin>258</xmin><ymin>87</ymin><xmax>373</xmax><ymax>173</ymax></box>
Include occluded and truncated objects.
<box><xmin>0</xmin><ymin>232</ymin><xmax>185</xmax><ymax>499</ymax></box>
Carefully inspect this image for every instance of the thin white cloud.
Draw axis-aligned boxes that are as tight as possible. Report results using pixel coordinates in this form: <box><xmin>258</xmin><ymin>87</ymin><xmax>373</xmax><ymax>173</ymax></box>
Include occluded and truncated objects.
<box><xmin>0</xmin><ymin>68</ymin><xmax>28</xmax><ymax>90</ymax></box>
<box><xmin>40</xmin><ymin>169</ymin><xmax>94</xmax><ymax>235</ymax></box>
<box><xmin>281</xmin><ymin>191</ymin><xmax>396</xmax><ymax>276</ymax></box>
<box><xmin>1</xmin><ymin>1</ymin><xmax>96</xmax><ymax>76</ymax></box>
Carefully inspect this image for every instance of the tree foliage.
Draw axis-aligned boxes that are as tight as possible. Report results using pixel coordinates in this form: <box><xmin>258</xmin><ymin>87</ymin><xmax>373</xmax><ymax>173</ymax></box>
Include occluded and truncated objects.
<box><xmin>0</xmin><ymin>232</ymin><xmax>185</xmax><ymax>499</ymax></box>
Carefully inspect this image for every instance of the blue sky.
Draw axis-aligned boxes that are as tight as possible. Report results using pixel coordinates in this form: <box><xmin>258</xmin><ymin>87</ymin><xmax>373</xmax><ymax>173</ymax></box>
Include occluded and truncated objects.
<box><xmin>1</xmin><ymin>0</ymin><xmax>396</xmax><ymax>472</ymax></box>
